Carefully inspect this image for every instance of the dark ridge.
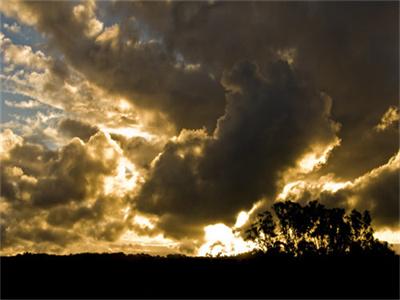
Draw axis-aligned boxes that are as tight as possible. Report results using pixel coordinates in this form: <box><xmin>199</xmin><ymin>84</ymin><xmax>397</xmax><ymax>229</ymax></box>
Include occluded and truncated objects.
<box><xmin>1</xmin><ymin>252</ymin><xmax>399</xmax><ymax>299</ymax></box>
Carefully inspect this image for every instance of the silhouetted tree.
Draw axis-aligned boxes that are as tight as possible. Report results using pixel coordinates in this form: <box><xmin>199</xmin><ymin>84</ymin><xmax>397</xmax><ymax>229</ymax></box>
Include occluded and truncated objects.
<box><xmin>245</xmin><ymin>200</ymin><xmax>394</xmax><ymax>256</ymax></box>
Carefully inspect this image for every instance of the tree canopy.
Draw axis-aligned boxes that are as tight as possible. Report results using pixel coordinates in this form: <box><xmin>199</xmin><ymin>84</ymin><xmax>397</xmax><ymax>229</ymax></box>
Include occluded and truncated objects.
<box><xmin>244</xmin><ymin>200</ymin><xmax>394</xmax><ymax>256</ymax></box>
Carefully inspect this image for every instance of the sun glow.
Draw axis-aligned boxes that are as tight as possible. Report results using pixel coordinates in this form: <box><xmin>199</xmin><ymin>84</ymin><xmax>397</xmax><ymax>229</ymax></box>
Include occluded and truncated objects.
<box><xmin>198</xmin><ymin>210</ymin><xmax>256</xmax><ymax>257</ymax></box>
<box><xmin>198</xmin><ymin>223</ymin><xmax>255</xmax><ymax>257</ymax></box>
<box><xmin>374</xmin><ymin>229</ymin><xmax>400</xmax><ymax>244</ymax></box>
<box><xmin>118</xmin><ymin>99</ymin><xmax>131</xmax><ymax>111</ymax></box>
<box><xmin>104</xmin><ymin>157</ymin><xmax>139</xmax><ymax>196</ymax></box>
<box><xmin>133</xmin><ymin>215</ymin><xmax>155</xmax><ymax>230</ymax></box>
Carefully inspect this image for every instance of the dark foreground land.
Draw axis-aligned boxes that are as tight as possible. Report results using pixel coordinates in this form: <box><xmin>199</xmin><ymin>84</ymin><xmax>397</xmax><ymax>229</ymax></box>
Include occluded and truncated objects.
<box><xmin>1</xmin><ymin>253</ymin><xmax>399</xmax><ymax>299</ymax></box>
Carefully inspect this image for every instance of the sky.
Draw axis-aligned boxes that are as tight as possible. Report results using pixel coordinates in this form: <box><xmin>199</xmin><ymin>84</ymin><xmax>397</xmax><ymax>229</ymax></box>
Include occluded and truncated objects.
<box><xmin>0</xmin><ymin>1</ymin><xmax>399</xmax><ymax>256</ymax></box>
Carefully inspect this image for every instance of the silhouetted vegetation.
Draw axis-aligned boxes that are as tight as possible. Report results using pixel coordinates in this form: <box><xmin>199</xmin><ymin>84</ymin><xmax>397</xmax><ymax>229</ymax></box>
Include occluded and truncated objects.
<box><xmin>245</xmin><ymin>200</ymin><xmax>394</xmax><ymax>256</ymax></box>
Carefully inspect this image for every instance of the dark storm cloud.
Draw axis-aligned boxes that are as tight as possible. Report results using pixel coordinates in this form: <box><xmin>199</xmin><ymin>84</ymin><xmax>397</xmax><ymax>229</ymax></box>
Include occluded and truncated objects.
<box><xmin>112</xmin><ymin>1</ymin><xmax>398</xmax><ymax>178</ymax></box>
<box><xmin>344</xmin><ymin>154</ymin><xmax>400</xmax><ymax>229</ymax></box>
<box><xmin>106</xmin><ymin>1</ymin><xmax>398</xmax><ymax>238</ymax></box>
<box><xmin>135</xmin><ymin>61</ymin><xmax>339</xmax><ymax>239</ymax></box>
<box><xmin>58</xmin><ymin>118</ymin><xmax>99</xmax><ymax>142</ymax></box>
<box><xmin>357</xmin><ymin>165</ymin><xmax>399</xmax><ymax>229</ymax></box>
<box><xmin>365</xmin><ymin>181</ymin><xmax>399</xmax><ymax>229</ymax></box>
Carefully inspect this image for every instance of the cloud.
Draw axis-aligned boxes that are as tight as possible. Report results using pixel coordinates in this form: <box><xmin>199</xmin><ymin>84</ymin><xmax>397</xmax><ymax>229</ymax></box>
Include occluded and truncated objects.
<box><xmin>4</xmin><ymin>99</ymin><xmax>42</xmax><ymax>109</ymax></box>
<box><xmin>1</xmin><ymin>132</ymin><xmax>116</xmax><ymax>207</ymax></box>
<box><xmin>275</xmin><ymin>151</ymin><xmax>400</xmax><ymax>230</ymax></box>
<box><xmin>0</xmin><ymin>129</ymin><xmax>154</xmax><ymax>253</ymax></box>
<box><xmin>4</xmin><ymin>1</ymin><xmax>396</xmax><ymax>175</ymax></box>
<box><xmin>30</xmin><ymin>138</ymin><xmax>114</xmax><ymax>208</ymax></box>
<box><xmin>135</xmin><ymin>61</ymin><xmax>339</xmax><ymax>239</ymax></box>
<box><xmin>375</xmin><ymin>106</ymin><xmax>399</xmax><ymax>132</ymax></box>
<box><xmin>0</xmin><ymin>0</ymin><xmax>38</xmax><ymax>26</ymax></box>
<box><xmin>1</xmin><ymin>32</ymin><xmax>50</xmax><ymax>71</ymax></box>
<box><xmin>349</xmin><ymin>152</ymin><xmax>400</xmax><ymax>229</ymax></box>
<box><xmin>1</xmin><ymin>33</ymin><xmax>173</xmax><ymax>147</ymax></box>
<box><xmin>0</xmin><ymin>129</ymin><xmax>23</xmax><ymax>159</ymax></box>
<box><xmin>3</xmin><ymin>22</ymin><xmax>21</xmax><ymax>34</ymax></box>
<box><xmin>0</xmin><ymin>1</ymin><xmax>398</xmax><ymax>254</ymax></box>
<box><xmin>111</xmin><ymin>1</ymin><xmax>398</xmax><ymax>178</ymax></box>
<box><xmin>72</xmin><ymin>0</ymin><xmax>103</xmax><ymax>38</ymax></box>
<box><xmin>2</xmin><ymin>0</ymin><xmax>226</xmax><ymax>132</ymax></box>
<box><xmin>110</xmin><ymin>133</ymin><xmax>163</xmax><ymax>170</ymax></box>
<box><xmin>58</xmin><ymin>118</ymin><xmax>99</xmax><ymax>142</ymax></box>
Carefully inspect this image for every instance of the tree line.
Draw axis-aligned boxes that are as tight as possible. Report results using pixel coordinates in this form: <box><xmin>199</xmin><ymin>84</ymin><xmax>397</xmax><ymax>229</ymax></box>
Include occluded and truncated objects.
<box><xmin>244</xmin><ymin>200</ymin><xmax>394</xmax><ymax>256</ymax></box>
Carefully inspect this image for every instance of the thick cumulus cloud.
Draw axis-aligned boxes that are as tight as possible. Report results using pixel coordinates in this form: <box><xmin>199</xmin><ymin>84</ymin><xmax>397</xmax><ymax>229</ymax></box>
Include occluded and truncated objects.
<box><xmin>0</xmin><ymin>129</ymin><xmax>143</xmax><ymax>253</ymax></box>
<box><xmin>135</xmin><ymin>61</ymin><xmax>339</xmax><ymax>239</ymax></box>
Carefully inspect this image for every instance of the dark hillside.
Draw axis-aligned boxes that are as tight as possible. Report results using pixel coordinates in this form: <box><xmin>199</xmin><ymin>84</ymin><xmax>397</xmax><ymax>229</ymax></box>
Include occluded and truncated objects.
<box><xmin>1</xmin><ymin>253</ymin><xmax>399</xmax><ymax>299</ymax></box>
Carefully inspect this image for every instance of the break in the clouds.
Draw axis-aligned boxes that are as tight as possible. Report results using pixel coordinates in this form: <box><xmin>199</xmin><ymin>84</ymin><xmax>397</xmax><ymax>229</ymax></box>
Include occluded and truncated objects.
<box><xmin>0</xmin><ymin>1</ymin><xmax>398</xmax><ymax>255</ymax></box>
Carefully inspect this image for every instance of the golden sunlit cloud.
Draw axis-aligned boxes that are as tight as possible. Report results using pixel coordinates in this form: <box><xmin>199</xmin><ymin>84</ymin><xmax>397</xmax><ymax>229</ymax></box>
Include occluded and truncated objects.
<box><xmin>0</xmin><ymin>129</ymin><xmax>23</xmax><ymax>159</ymax></box>
<box><xmin>277</xmin><ymin>181</ymin><xmax>304</xmax><ymax>201</ymax></box>
<box><xmin>277</xmin><ymin>177</ymin><xmax>352</xmax><ymax>201</ymax></box>
<box><xmin>277</xmin><ymin>48</ymin><xmax>297</xmax><ymax>66</ymax></box>
<box><xmin>276</xmin><ymin>173</ymin><xmax>355</xmax><ymax>205</ymax></box>
<box><xmin>297</xmin><ymin>138</ymin><xmax>341</xmax><ymax>173</ymax></box>
<box><xmin>322</xmin><ymin>181</ymin><xmax>352</xmax><ymax>193</ymax></box>
<box><xmin>375</xmin><ymin>106</ymin><xmax>399</xmax><ymax>132</ymax></box>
